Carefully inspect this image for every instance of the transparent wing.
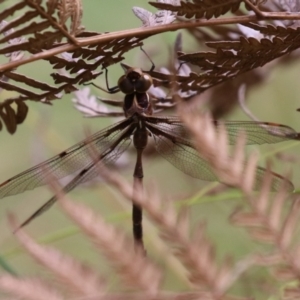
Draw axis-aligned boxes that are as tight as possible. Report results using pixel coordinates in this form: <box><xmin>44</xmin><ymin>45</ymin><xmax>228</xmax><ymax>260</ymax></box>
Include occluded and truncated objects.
<box><xmin>0</xmin><ymin>118</ymin><xmax>134</xmax><ymax>198</ymax></box>
<box><xmin>146</xmin><ymin>116</ymin><xmax>299</xmax><ymax>145</ymax></box>
<box><xmin>150</xmin><ymin>132</ymin><xmax>217</xmax><ymax>180</ymax></box>
<box><xmin>18</xmin><ymin>129</ymin><xmax>134</xmax><ymax>228</ymax></box>
<box><xmin>147</xmin><ymin>118</ymin><xmax>294</xmax><ymax>192</ymax></box>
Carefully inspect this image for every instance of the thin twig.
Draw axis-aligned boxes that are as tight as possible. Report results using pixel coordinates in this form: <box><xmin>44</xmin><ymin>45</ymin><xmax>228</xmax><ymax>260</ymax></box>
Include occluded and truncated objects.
<box><xmin>0</xmin><ymin>14</ymin><xmax>275</xmax><ymax>73</ymax></box>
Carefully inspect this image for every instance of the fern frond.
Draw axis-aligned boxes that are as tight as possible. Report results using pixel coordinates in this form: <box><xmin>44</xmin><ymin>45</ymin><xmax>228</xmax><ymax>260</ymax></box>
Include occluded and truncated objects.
<box><xmin>9</xmin><ymin>214</ymin><xmax>106</xmax><ymax>298</ymax></box>
<box><xmin>0</xmin><ymin>100</ymin><xmax>28</xmax><ymax>134</ymax></box>
<box><xmin>149</xmin><ymin>0</ymin><xmax>247</xmax><ymax>19</ymax></box>
<box><xmin>0</xmin><ymin>0</ymin><xmax>83</xmax><ymax>45</ymax></box>
<box><xmin>230</xmin><ymin>177</ymin><xmax>300</xmax><ymax>294</ymax></box>
<box><xmin>133</xmin><ymin>0</ymin><xmax>179</xmax><ymax>27</ymax></box>
<box><xmin>0</xmin><ymin>274</ymin><xmax>64</xmax><ymax>300</ymax></box>
<box><xmin>58</xmin><ymin>0</ymin><xmax>84</xmax><ymax>35</ymax></box>
<box><xmin>161</xmin><ymin>23</ymin><xmax>300</xmax><ymax>95</ymax></box>
<box><xmin>56</xmin><ymin>191</ymin><xmax>163</xmax><ymax>294</ymax></box>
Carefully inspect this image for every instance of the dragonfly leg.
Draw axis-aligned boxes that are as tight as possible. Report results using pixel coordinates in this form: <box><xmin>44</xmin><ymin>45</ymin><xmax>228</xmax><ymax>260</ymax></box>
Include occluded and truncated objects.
<box><xmin>83</xmin><ymin>68</ymin><xmax>120</xmax><ymax>94</ymax></box>
<box><xmin>140</xmin><ymin>46</ymin><xmax>155</xmax><ymax>72</ymax></box>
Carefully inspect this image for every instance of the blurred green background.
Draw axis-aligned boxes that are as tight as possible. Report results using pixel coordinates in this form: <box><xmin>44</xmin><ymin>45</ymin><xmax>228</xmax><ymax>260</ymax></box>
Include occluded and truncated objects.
<box><xmin>0</xmin><ymin>1</ymin><xmax>300</xmax><ymax>298</ymax></box>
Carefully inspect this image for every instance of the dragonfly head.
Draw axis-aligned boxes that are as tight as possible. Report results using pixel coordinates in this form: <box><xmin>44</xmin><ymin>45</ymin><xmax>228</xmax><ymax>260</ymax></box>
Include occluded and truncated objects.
<box><xmin>118</xmin><ymin>66</ymin><xmax>153</xmax><ymax>94</ymax></box>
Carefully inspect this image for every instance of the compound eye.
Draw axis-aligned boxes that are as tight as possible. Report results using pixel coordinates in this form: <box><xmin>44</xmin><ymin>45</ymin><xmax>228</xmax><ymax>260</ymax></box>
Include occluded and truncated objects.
<box><xmin>118</xmin><ymin>75</ymin><xmax>134</xmax><ymax>94</ymax></box>
<box><xmin>135</xmin><ymin>74</ymin><xmax>153</xmax><ymax>93</ymax></box>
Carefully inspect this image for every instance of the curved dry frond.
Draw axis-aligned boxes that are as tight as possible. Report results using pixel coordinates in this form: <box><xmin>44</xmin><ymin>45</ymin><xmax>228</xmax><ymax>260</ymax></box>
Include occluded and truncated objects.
<box><xmin>55</xmin><ymin>190</ymin><xmax>162</xmax><ymax>295</ymax></box>
<box><xmin>133</xmin><ymin>0</ymin><xmax>180</xmax><ymax>27</ymax></box>
<box><xmin>73</xmin><ymin>133</ymin><xmax>257</xmax><ymax>298</ymax></box>
<box><xmin>72</xmin><ymin>86</ymin><xmax>120</xmax><ymax>117</ymax></box>
<box><xmin>0</xmin><ymin>0</ymin><xmax>83</xmax><ymax>45</ymax></box>
<box><xmin>1</xmin><ymin>109</ymin><xmax>297</xmax><ymax>298</ymax></box>
<box><xmin>0</xmin><ymin>26</ymin><xmax>147</xmax><ymax>133</ymax></box>
<box><xmin>153</xmin><ymin>23</ymin><xmax>300</xmax><ymax>95</ymax></box>
<box><xmin>2</xmin><ymin>191</ymin><xmax>251</xmax><ymax>300</ymax></box>
<box><xmin>0</xmin><ymin>28</ymin><xmax>145</xmax><ymax>99</ymax></box>
<box><xmin>0</xmin><ymin>100</ymin><xmax>28</xmax><ymax>134</ymax></box>
<box><xmin>88</xmin><ymin>164</ymin><xmax>254</xmax><ymax>298</ymax></box>
<box><xmin>230</xmin><ymin>176</ymin><xmax>300</xmax><ymax>297</ymax></box>
<box><xmin>0</xmin><ymin>2</ymin><xmax>153</xmax><ymax>133</ymax></box>
<box><xmin>2</xmin><ymin>1</ymin><xmax>300</xmax><ymax>134</ymax></box>
<box><xmin>183</xmin><ymin>19</ymin><xmax>300</xmax><ymax>117</ymax></box>
<box><xmin>49</xmin><ymin>34</ymin><xmax>145</xmax><ymax>86</ymax></box>
<box><xmin>176</xmin><ymin>101</ymin><xmax>300</xmax><ymax>298</ymax></box>
<box><xmin>57</xmin><ymin>0</ymin><xmax>84</xmax><ymax>36</ymax></box>
<box><xmin>183</xmin><ymin>24</ymin><xmax>266</xmax><ymax>117</ymax></box>
<box><xmin>9</xmin><ymin>214</ymin><xmax>106</xmax><ymax>299</ymax></box>
<box><xmin>0</xmin><ymin>274</ymin><xmax>64</xmax><ymax>300</ymax></box>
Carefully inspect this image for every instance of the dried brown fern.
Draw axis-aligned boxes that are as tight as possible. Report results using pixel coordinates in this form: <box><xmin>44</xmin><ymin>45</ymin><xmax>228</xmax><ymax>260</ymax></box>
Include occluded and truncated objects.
<box><xmin>149</xmin><ymin>0</ymin><xmax>253</xmax><ymax>19</ymax></box>
<box><xmin>0</xmin><ymin>173</ymin><xmax>251</xmax><ymax>300</ymax></box>
<box><xmin>183</xmin><ymin>22</ymin><xmax>300</xmax><ymax>118</ymax></box>
<box><xmin>2</xmin><ymin>105</ymin><xmax>297</xmax><ymax>299</ymax></box>
<box><xmin>1</xmin><ymin>2</ymin><xmax>300</xmax><ymax>299</ymax></box>
<box><xmin>177</xmin><ymin>103</ymin><xmax>300</xmax><ymax>298</ymax></box>
<box><xmin>1</xmin><ymin>1</ymin><xmax>300</xmax><ymax>133</ymax></box>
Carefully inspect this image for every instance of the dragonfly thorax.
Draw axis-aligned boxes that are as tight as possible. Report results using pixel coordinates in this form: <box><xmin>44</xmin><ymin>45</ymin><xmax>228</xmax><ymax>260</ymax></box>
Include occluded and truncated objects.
<box><xmin>121</xmin><ymin>68</ymin><xmax>153</xmax><ymax>118</ymax></box>
<box><xmin>123</xmin><ymin>92</ymin><xmax>152</xmax><ymax>117</ymax></box>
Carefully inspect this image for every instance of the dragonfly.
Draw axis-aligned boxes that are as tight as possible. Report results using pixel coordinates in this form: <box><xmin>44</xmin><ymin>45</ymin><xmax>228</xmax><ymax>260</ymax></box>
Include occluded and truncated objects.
<box><xmin>0</xmin><ymin>63</ymin><xmax>299</xmax><ymax>250</ymax></box>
